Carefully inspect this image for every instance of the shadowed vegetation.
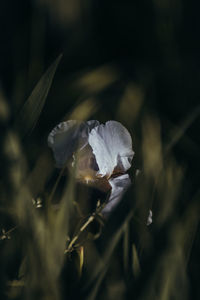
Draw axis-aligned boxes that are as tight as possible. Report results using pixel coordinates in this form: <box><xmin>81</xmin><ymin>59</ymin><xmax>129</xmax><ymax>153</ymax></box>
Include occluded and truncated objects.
<box><xmin>0</xmin><ymin>1</ymin><xmax>199</xmax><ymax>300</ymax></box>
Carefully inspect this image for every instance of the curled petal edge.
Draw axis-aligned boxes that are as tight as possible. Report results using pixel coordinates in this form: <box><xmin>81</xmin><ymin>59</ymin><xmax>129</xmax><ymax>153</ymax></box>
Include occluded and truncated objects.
<box><xmin>101</xmin><ymin>174</ymin><xmax>131</xmax><ymax>218</ymax></box>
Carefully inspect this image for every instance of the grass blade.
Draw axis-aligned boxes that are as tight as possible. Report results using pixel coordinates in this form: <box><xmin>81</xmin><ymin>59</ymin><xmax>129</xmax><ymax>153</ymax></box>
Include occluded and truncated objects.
<box><xmin>85</xmin><ymin>212</ymin><xmax>133</xmax><ymax>300</ymax></box>
<box><xmin>15</xmin><ymin>54</ymin><xmax>62</xmax><ymax>137</ymax></box>
<box><xmin>165</xmin><ymin>104</ymin><xmax>200</xmax><ymax>154</ymax></box>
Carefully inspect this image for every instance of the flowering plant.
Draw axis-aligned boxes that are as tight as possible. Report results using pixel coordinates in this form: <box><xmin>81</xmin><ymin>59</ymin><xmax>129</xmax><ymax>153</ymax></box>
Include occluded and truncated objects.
<box><xmin>48</xmin><ymin>120</ymin><xmax>134</xmax><ymax>217</ymax></box>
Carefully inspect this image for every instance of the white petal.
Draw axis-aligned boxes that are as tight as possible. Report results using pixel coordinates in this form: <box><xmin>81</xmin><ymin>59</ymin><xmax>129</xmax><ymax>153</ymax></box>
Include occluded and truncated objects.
<box><xmin>88</xmin><ymin>121</ymin><xmax>134</xmax><ymax>177</ymax></box>
<box><xmin>79</xmin><ymin>120</ymin><xmax>100</xmax><ymax>150</ymax></box>
<box><xmin>48</xmin><ymin>120</ymin><xmax>99</xmax><ymax>168</ymax></box>
<box><xmin>147</xmin><ymin>210</ymin><xmax>153</xmax><ymax>226</ymax></box>
<box><xmin>101</xmin><ymin>174</ymin><xmax>131</xmax><ymax>217</ymax></box>
<box><xmin>48</xmin><ymin>120</ymin><xmax>82</xmax><ymax>167</ymax></box>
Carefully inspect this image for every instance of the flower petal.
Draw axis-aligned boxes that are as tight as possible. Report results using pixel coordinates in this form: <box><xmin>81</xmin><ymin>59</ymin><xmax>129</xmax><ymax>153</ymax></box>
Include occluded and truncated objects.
<box><xmin>48</xmin><ymin>120</ymin><xmax>82</xmax><ymax>167</ymax></box>
<box><xmin>88</xmin><ymin>121</ymin><xmax>134</xmax><ymax>177</ymax></box>
<box><xmin>78</xmin><ymin>120</ymin><xmax>100</xmax><ymax>150</ymax></box>
<box><xmin>101</xmin><ymin>174</ymin><xmax>131</xmax><ymax>217</ymax></box>
<box><xmin>147</xmin><ymin>210</ymin><xmax>153</xmax><ymax>226</ymax></box>
<box><xmin>48</xmin><ymin>120</ymin><xmax>99</xmax><ymax>168</ymax></box>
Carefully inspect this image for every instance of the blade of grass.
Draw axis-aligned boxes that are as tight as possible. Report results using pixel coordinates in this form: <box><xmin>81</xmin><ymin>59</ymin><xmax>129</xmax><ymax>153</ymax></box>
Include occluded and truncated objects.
<box><xmin>123</xmin><ymin>222</ymin><xmax>129</xmax><ymax>273</ymax></box>
<box><xmin>15</xmin><ymin>54</ymin><xmax>62</xmax><ymax>137</ymax></box>
<box><xmin>85</xmin><ymin>212</ymin><xmax>133</xmax><ymax>300</ymax></box>
<box><xmin>132</xmin><ymin>244</ymin><xmax>141</xmax><ymax>277</ymax></box>
<box><xmin>164</xmin><ymin>104</ymin><xmax>200</xmax><ymax>154</ymax></box>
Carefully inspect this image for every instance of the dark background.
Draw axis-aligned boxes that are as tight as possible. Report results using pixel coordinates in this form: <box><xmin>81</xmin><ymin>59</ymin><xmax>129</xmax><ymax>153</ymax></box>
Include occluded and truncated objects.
<box><xmin>1</xmin><ymin>0</ymin><xmax>200</xmax><ymax>155</ymax></box>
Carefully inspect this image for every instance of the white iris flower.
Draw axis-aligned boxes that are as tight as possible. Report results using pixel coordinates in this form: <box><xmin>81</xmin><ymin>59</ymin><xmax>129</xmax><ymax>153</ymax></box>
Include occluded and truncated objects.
<box><xmin>48</xmin><ymin>120</ymin><xmax>134</xmax><ymax>217</ymax></box>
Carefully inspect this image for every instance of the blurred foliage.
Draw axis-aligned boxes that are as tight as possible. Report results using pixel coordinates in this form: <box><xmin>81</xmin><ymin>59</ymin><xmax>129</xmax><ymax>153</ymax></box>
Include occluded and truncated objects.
<box><xmin>0</xmin><ymin>1</ymin><xmax>200</xmax><ymax>300</ymax></box>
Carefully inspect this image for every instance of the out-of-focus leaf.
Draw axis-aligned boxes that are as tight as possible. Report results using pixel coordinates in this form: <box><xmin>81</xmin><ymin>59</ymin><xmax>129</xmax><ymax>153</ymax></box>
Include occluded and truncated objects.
<box><xmin>165</xmin><ymin>104</ymin><xmax>200</xmax><ymax>154</ymax></box>
<box><xmin>18</xmin><ymin>256</ymin><xmax>27</xmax><ymax>280</ymax></box>
<box><xmin>181</xmin><ymin>190</ymin><xmax>200</xmax><ymax>265</ymax></box>
<box><xmin>123</xmin><ymin>222</ymin><xmax>129</xmax><ymax>273</ymax></box>
<box><xmin>0</xmin><ymin>88</ymin><xmax>10</xmax><ymax>122</ymax></box>
<box><xmin>86</xmin><ymin>268</ymin><xmax>107</xmax><ymax>300</ymax></box>
<box><xmin>75</xmin><ymin>246</ymin><xmax>84</xmax><ymax>278</ymax></box>
<box><xmin>15</xmin><ymin>54</ymin><xmax>62</xmax><ymax>137</ymax></box>
<box><xmin>85</xmin><ymin>212</ymin><xmax>133</xmax><ymax>300</ymax></box>
<box><xmin>6</xmin><ymin>280</ymin><xmax>25</xmax><ymax>299</ymax></box>
<box><xmin>132</xmin><ymin>244</ymin><xmax>141</xmax><ymax>277</ymax></box>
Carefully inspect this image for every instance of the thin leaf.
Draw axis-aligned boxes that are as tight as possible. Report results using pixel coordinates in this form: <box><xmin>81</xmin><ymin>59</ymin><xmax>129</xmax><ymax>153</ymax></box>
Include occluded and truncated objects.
<box><xmin>123</xmin><ymin>222</ymin><xmax>129</xmax><ymax>273</ymax></box>
<box><xmin>85</xmin><ymin>212</ymin><xmax>133</xmax><ymax>300</ymax></box>
<box><xmin>76</xmin><ymin>246</ymin><xmax>84</xmax><ymax>277</ymax></box>
<box><xmin>15</xmin><ymin>54</ymin><xmax>62</xmax><ymax>137</ymax></box>
<box><xmin>18</xmin><ymin>256</ymin><xmax>27</xmax><ymax>280</ymax></box>
<box><xmin>132</xmin><ymin>243</ymin><xmax>141</xmax><ymax>277</ymax></box>
<box><xmin>86</xmin><ymin>268</ymin><xmax>107</xmax><ymax>300</ymax></box>
<box><xmin>165</xmin><ymin>104</ymin><xmax>200</xmax><ymax>154</ymax></box>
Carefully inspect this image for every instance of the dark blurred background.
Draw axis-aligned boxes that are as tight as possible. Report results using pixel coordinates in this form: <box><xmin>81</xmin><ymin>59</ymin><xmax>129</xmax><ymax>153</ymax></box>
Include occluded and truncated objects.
<box><xmin>1</xmin><ymin>0</ymin><xmax>200</xmax><ymax>154</ymax></box>
<box><xmin>0</xmin><ymin>0</ymin><xmax>199</xmax><ymax>299</ymax></box>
